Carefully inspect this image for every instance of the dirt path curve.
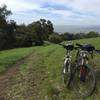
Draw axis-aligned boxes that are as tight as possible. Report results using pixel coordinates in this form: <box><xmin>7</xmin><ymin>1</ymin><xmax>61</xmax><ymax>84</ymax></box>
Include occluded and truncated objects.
<box><xmin>0</xmin><ymin>56</ymin><xmax>28</xmax><ymax>99</ymax></box>
<box><xmin>0</xmin><ymin>60</ymin><xmax>24</xmax><ymax>80</ymax></box>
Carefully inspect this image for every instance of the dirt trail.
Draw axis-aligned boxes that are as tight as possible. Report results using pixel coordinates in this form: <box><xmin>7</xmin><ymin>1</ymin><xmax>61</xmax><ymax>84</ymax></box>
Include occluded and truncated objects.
<box><xmin>0</xmin><ymin>50</ymin><xmax>49</xmax><ymax>100</ymax></box>
<box><xmin>0</xmin><ymin>57</ymin><xmax>27</xmax><ymax>99</ymax></box>
<box><xmin>0</xmin><ymin>60</ymin><xmax>24</xmax><ymax>80</ymax></box>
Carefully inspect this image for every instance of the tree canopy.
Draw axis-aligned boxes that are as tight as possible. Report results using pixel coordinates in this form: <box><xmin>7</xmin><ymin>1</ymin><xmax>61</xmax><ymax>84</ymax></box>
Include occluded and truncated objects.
<box><xmin>0</xmin><ymin>5</ymin><xmax>16</xmax><ymax>50</ymax></box>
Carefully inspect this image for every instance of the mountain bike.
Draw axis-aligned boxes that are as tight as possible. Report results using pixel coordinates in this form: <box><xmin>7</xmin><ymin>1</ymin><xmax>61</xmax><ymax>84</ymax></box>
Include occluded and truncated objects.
<box><xmin>60</xmin><ymin>42</ymin><xmax>74</xmax><ymax>87</ymax></box>
<box><xmin>60</xmin><ymin>43</ymin><xmax>100</xmax><ymax>97</ymax></box>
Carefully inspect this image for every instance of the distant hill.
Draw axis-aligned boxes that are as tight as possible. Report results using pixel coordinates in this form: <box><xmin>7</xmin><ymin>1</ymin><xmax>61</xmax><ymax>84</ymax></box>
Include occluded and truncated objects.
<box><xmin>54</xmin><ymin>25</ymin><xmax>100</xmax><ymax>33</ymax></box>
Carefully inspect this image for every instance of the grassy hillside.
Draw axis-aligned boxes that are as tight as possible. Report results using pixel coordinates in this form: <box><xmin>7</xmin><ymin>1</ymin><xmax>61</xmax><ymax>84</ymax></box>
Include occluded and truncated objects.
<box><xmin>0</xmin><ymin>47</ymin><xmax>37</xmax><ymax>73</ymax></box>
<box><xmin>0</xmin><ymin>37</ymin><xmax>100</xmax><ymax>100</ymax></box>
<box><xmin>72</xmin><ymin>37</ymin><xmax>100</xmax><ymax>49</ymax></box>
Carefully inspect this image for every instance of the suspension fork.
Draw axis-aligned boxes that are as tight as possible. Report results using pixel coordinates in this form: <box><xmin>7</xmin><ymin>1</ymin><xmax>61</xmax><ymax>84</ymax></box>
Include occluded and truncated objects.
<box><xmin>63</xmin><ymin>57</ymin><xmax>71</xmax><ymax>73</ymax></box>
<box><xmin>64</xmin><ymin>50</ymin><xmax>72</xmax><ymax>71</ymax></box>
<box><xmin>79</xmin><ymin>58</ymin><xmax>88</xmax><ymax>81</ymax></box>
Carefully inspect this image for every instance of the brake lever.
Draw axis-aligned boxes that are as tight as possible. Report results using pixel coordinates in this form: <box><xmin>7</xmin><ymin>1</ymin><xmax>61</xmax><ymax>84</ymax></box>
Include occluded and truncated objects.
<box><xmin>95</xmin><ymin>50</ymin><xmax>100</xmax><ymax>54</ymax></box>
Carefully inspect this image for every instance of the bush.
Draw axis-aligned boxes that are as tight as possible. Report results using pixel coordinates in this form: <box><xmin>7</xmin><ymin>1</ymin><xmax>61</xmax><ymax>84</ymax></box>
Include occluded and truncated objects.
<box><xmin>49</xmin><ymin>34</ymin><xmax>62</xmax><ymax>44</ymax></box>
<box><xmin>85</xmin><ymin>31</ymin><xmax>99</xmax><ymax>38</ymax></box>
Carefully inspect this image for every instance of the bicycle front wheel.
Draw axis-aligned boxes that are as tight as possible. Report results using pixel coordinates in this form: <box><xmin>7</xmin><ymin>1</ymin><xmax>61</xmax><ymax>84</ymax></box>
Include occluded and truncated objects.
<box><xmin>63</xmin><ymin>61</ymin><xmax>72</xmax><ymax>88</ymax></box>
<box><xmin>72</xmin><ymin>64</ymin><xmax>96</xmax><ymax>97</ymax></box>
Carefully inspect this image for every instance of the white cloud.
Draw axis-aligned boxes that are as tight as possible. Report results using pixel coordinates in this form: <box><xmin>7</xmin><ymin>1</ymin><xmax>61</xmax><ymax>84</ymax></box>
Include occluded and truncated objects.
<box><xmin>1</xmin><ymin>0</ymin><xmax>100</xmax><ymax>15</ymax></box>
<box><xmin>70</xmin><ymin>0</ymin><xmax>100</xmax><ymax>15</ymax></box>
<box><xmin>0</xmin><ymin>0</ymin><xmax>100</xmax><ymax>25</ymax></box>
<box><xmin>51</xmin><ymin>10</ymin><xmax>73</xmax><ymax>17</ymax></box>
<box><xmin>0</xmin><ymin>0</ymin><xmax>39</xmax><ymax>12</ymax></box>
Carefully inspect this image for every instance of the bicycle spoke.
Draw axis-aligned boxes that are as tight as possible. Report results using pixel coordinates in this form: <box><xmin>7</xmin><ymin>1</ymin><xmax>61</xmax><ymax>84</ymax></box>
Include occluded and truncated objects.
<box><xmin>72</xmin><ymin>66</ymin><xmax>96</xmax><ymax>97</ymax></box>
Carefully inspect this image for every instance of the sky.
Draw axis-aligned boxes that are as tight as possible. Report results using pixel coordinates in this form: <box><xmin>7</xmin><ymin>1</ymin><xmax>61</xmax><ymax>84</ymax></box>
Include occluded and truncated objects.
<box><xmin>0</xmin><ymin>0</ymin><xmax>100</xmax><ymax>25</ymax></box>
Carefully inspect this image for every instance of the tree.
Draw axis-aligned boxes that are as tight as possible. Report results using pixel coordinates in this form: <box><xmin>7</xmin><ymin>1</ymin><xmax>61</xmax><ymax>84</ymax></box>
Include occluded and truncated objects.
<box><xmin>49</xmin><ymin>33</ymin><xmax>62</xmax><ymax>44</ymax></box>
<box><xmin>28</xmin><ymin>19</ymin><xmax>54</xmax><ymax>45</ymax></box>
<box><xmin>0</xmin><ymin>4</ymin><xmax>16</xmax><ymax>50</ymax></box>
<box><xmin>15</xmin><ymin>24</ymin><xmax>33</xmax><ymax>47</ymax></box>
<box><xmin>38</xmin><ymin>19</ymin><xmax>54</xmax><ymax>40</ymax></box>
<box><xmin>15</xmin><ymin>19</ymin><xmax>54</xmax><ymax>47</ymax></box>
<box><xmin>85</xmin><ymin>31</ymin><xmax>99</xmax><ymax>38</ymax></box>
<box><xmin>0</xmin><ymin>4</ymin><xmax>11</xmax><ymax>29</ymax></box>
<box><xmin>60</xmin><ymin>32</ymin><xmax>74</xmax><ymax>41</ymax></box>
<box><xmin>28</xmin><ymin>21</ymin><xmax>44</xmax><ymax>45</ymax></box>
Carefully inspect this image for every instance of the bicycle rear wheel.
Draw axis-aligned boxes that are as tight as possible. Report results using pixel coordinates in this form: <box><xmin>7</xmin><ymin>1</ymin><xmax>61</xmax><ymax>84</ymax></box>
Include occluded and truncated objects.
<box><xmin>72</xmin><ymin>65</ymin><xmax>96</xmax><ymax>97</ymax></box>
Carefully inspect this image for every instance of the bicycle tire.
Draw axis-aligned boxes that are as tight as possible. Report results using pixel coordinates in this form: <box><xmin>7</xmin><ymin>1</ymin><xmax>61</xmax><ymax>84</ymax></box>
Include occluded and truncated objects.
<box><xmin>71</xmin><ymin>64</ymin><xmax>96</xmax><ymax>97</ymax></box>
<box><xmin>63</xmin><ymin>59</ymin><xmax>72</xmax><ymax>88</ymax></box>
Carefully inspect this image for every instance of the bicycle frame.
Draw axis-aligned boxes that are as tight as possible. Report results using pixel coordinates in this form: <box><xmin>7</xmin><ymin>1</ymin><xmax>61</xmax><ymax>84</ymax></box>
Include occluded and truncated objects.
<box><xmin>76</xmin><ymin>50</ymin><xmax>90</xmax><ymax>66</ymax></box>
<box><xmin>63</xmin><ymin>50</ymin><xmax>72</xmax><ymax>73</ymax></box>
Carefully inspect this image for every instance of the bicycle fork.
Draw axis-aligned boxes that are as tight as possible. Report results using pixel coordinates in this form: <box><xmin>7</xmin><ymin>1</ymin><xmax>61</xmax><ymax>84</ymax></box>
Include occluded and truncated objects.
<box><xmin>79</xmin><ymin>58</ymin><xmax>88</xmax><ymax>82</ymax></box>
<box><xmin>63</xmin><ymin>57</ymin><xmax>71</xmax><ymax>74</ymax></box>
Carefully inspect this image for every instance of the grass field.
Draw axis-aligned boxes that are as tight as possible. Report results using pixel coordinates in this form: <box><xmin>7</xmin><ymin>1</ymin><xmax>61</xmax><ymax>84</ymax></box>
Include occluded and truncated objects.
<box><xmin>0</xmin><ymin>47</ymin><xmax>37</xmax><ymax>73</ymax></box>
<box><xmin>0</xmin><ymin>37</ymin><xmax>100</xmax><ymax>100</ymax></box>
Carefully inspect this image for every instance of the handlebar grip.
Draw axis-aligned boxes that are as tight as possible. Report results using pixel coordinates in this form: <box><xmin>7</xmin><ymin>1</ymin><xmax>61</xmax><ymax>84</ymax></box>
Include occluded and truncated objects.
<box><xmin>76</xmin><ymin>43</ymin><xmax>82</xmax><ymax>47</ymax></box>
<box><xmin>95</xmin><ymin>50</ymin><xmax>100</xmax><ymax>54</ymax></box>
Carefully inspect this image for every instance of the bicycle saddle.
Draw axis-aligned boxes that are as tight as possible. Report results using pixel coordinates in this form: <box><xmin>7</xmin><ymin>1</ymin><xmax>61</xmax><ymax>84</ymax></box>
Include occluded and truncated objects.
<box><xmin>65</xmin><ymin>44</ymin><xmax>74</xmax><ymax>50</ymax></box>
<box><xmin>76</xmin><ymin>43</ymin><xmax>95</xmax><ymax>51</ymax></box>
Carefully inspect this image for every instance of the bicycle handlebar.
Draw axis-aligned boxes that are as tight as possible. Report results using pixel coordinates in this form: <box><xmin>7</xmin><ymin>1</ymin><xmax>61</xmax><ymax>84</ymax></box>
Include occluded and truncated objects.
<box><xmin>59</xmin><ymin>43</ymin><xmax>78</xmax><ymax>50</ymax></box>
<box><xmin>76</xmin><ymin>43</ymin><xmax>100</xmax><ymax>54</ymax></box>
<box><xmin>59</xmin><ymin>43</ymin><xmax>100</xmax><ymax>54</ymax></box>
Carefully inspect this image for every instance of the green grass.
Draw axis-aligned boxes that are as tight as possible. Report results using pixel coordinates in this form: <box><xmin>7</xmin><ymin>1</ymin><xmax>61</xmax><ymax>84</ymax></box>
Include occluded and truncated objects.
<box><xmin>0</xmin><ymin>47</ymin><xmax>37</xmax><ymax>73</ymax></box>
<box><xmin>0</xmin><ymin>37</ymin><xmax>100</xmax><ymax>100</ymax></box>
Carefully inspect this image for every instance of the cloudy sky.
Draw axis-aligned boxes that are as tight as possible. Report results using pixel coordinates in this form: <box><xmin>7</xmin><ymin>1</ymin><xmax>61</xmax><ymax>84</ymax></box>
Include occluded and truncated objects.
<box><xmin>0</xmin><ymin>0</ymin><xmax>100</xmax><ymax>25</ymax></box>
